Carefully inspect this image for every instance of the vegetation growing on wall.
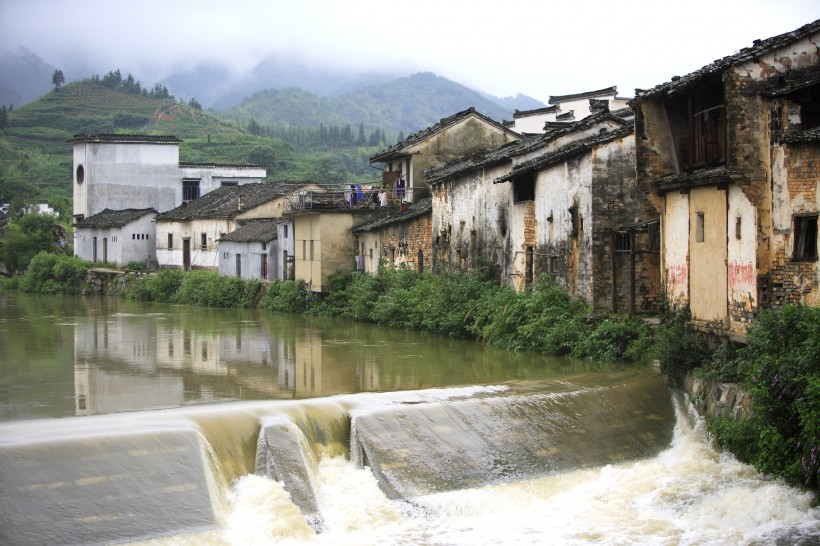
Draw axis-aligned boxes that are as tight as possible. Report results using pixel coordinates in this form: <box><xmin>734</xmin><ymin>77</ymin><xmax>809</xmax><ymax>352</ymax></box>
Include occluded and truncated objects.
<box><xmin>706</xmin><ymin>305</ymin><xmax>820</xmax><ymax>498</ymax></box>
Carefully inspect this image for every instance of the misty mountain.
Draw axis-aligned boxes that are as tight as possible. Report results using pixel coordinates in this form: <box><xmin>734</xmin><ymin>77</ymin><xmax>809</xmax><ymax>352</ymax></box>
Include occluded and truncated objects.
<box><xmin>0</xmin><ymin>47</ymin><xmax>59</xmax><ymax>107</ymax></box>
<box><xmin>223</xmin><ymin>72</ymin><xmax>524</xmax><ymax>136</ymax></box>
<box><xmin>0</xmin><ymin>46</ymin><xmax>545</xmax><ymax>133</ymax></box>
<box><xmin>491</xmin><ymin>93</ymin><xmax>549</xmax><ymax>113</ymax></box>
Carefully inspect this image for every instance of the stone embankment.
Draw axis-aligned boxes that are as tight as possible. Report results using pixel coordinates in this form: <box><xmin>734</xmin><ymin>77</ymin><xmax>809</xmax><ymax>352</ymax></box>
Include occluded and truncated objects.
<box><xmin>683</xmin><ymin>372</ymin><xmax>753</xmax><ymax>420</ymax></box>
<box><xmin>83</xmin><ymin>268</ymin><xmax>142</xmax><ymax>296</ymax></box>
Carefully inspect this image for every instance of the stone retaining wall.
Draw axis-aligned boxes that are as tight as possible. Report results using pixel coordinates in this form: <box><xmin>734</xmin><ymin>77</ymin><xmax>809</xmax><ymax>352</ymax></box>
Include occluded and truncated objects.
<box><xmin>82</xmin><ymin>269</ymin><xmax>144</xmax><ymax>296</ymax></box>
<box><xmin>683</xmin><ymin>372</ymin><xmax>753</xmax><ymax>420</ymax></box>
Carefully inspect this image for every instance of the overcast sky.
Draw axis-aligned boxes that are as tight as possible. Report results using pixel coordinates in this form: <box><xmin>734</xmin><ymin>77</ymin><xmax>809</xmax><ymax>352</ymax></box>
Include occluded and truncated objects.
<box><xmin>2</xmin><ymin>0</ymin><xmax>819</xmax><ymax>102</ymax></box>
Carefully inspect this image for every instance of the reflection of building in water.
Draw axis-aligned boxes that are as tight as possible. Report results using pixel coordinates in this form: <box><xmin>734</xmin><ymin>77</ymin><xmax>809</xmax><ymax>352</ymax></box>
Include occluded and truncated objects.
<box><xmin>292</xmin><ymin>330</ymin><xmax>359</xmax><ymax>398</ymax></box>
<box><xmin>73</xmin><ymin>313</ymin><xmax>296</xmax><ymax>415</ymax></box>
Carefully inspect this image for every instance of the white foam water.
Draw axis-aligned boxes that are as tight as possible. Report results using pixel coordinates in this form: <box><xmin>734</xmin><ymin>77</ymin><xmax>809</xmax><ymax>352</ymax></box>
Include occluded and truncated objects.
<box><xmin>138</xmin><ymin>394</ymin><xmax>820</xmax><ymax>545</ymax></box>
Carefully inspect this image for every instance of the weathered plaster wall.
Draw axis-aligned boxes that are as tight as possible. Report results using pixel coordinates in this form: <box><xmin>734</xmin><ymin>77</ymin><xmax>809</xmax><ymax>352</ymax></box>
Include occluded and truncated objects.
<box><xmin>431</xmin><ymin>162</ymin><xmax>513</xmax><ymax>280</ymax></box>
<box><xmin>689</xmin><ymin>187</ymin><xmax>728</xmax><ymax>324</ymax></box>
<box><xmin>356</xmin><ymin>232</ymin><xmax>381</xmax><ymax>273</ymax></box>
<box><xmin>408</xmin><ymin>117</ymin><xmax>518</xmax><ymax>202</ymax></box>
<box><xmin>73</xmin><ymin>142</ymin><xmax>179</xmax><ymax>219</ymax></box>
<box><xmin>663</xmin><ymin>192</ymin><xmax>690</xmax><ymax>306</ymax></box>
<box><xmin>529</xmin><ymin>154</ymin><xmax>594</xmax><ymax>301</ymax></box>
<box><xmin>727</xmin><ymin>185</ymin><xmax>758</xmax><ymax>329</ymax></box>
<box><xmin>155</xmin><ymin>218</ymin><xmax>234</xmax><ymax>270</ymax></box>
<box><xmin>767</xmin><ymin>143</ymin><xmax>820</xmax><ymax>307</ymax></box>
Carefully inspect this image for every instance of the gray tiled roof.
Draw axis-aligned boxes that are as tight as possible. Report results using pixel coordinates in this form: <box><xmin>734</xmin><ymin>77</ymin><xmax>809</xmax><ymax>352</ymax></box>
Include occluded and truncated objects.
<box><xmin>758</xmin><ymin>64</ymin><xmax>820</xmax><ymax>97</ymax></box>
<box><xmin>218</xmin><ymin>218</ymin><xmax>284</xmax><ymax>242</ymax></box>
<box><xmin>74</xmin><ymin>208</ymin><xmax>156</xmax><ymax>228</ymax></box>
<box><xmin>353</xmin><ymin>198</ymin><xmax>432</xmax><ymax>233</ymax></box>
<box><xmin>156</xmin><ymin>183</ymin><xmax>307</xmax><ymax>221</ymax></box>
<box><xmin>495</xmin><ymin>125</ymin><xmax>634</xmax><ymax>183</ymax></box>
<box><xmin>179</xmin><ymin>162</ymin><xmax>265</xmax><ymax>169</ymax></box>
<box><xmin>67</xmin><ymin>134</ymin><xmax>182</xmax><ymax>144</ymax></box>
<box><xmin>636</xmin><ymin>19</ymin><xmax>820</xmax><ymax>99</ymax></box>
<box><xmin>369</xmin><ymin>107</ymin><xmax>519</xmax><ymax>163</ymax></box>
<box><xmin>548</xmin><ymin>86</ymin><xmax>619</xmax><ymax>104</ymax></box>
<box><xmin>426</xmin><ymin>111</ymin><xmax>631</xmax><ymax>184</ymax></box>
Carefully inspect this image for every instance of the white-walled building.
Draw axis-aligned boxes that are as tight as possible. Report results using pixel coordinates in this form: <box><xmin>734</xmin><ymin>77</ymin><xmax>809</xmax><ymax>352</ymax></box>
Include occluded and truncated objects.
<box><xmin>70</xmin><ymin>134</ymin><xmax>182</xmax><ymax>220</ymax></box>
<box><xmin>156</xmin><ymin>183</ymin><xmax>316</xmax><ymax>271</ymax></box>
<box><xmin>74</xmin><ymin>208</ymin><xmax>157</xmax><ymax>266</ymax></box>
<box><xmin>69</xmin><ymin>133</ymin><xmax>266</xmax><ymax>266</ymax></box>
<box><xmin>509</xmin><ymin>87</ymin><xmax>632</xmax><ymax>134</ymax></box>
<box><xmin>218</xmin><ymin>218</ymin><xmax>294</xmax><ymax>281</ymax></box>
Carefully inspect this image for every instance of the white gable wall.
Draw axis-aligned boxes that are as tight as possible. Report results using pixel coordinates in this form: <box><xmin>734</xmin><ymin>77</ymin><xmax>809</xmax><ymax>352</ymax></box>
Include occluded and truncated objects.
<box><xmin>73</xmin><ymin>142</ymin><xmax>179</xmax><ymax>219</ymax></box>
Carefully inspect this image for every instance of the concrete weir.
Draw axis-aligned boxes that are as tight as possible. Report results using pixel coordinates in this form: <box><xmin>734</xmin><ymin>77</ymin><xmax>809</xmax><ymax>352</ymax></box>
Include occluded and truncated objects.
<box><xmin>0</xmin><ymin>427</ymin><xmax>223</xmax><ymax>545</ymax></box>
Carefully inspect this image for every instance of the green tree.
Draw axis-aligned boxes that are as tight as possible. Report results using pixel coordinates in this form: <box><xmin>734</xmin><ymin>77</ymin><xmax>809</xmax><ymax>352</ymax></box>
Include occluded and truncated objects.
<box><xmin>188</xmin><ymin>97</ymin><xmax>203</xmax><ymax>111</ymax></box>
<box><xmin>51</xmin><ymin>69</ymin><xmax>65</xmax><ymax>91</ymax></box>
<box><xmin>0</xmin><ymin>212</ymin><xmax>65</xmax><ymax>273</ymax></box>
<box><xmin>247</xmin><ymin>145</ymin><xmax>278</xmax><ymax>172</ymax></box>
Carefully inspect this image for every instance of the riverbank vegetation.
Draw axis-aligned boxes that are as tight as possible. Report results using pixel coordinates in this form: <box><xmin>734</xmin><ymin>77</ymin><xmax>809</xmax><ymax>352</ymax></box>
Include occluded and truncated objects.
<box><xmin>3</xmin><ymin>253</ymin><xmax>818</xmax><ymax>497</ymax></box>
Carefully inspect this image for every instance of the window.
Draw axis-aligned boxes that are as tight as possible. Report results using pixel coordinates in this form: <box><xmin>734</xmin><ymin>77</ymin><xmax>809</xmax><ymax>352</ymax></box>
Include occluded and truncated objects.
<box><xmin>201</xmin><ymin>233</ymin><xmax>207</xmax><ymax>250</ymax></box>
<box><xmin>284</xmin><ymin>225</ymin><xmax>288</xmax><ymax>238</ymax></box>
<box><xmin>236</xmin><ymin>254</ymin><xmax>242</xmax><ymax>277</ymax></box>
<box><xmin>183</xmin><ymin>179</ymin><xmax>201</xmax><ymax>202</ymax></box>
<box><xmin>310</xmin><ymin>240</ymin><xmax>315</xmax><ymax>261</ymax></box>
<box><xmin>614</xmin><ymin>232</ymin><xmax>631</xmax><ymax>252</ymax></box>
<box><xmin>793</xmin><ymin>215</ymin><xmax>818</xmax><ymax>261</ymax></box>
<box><xmin>302</xmin><ymin>240</ymin><xmax>307</xmax><ymax>259</ymax></box>
<box><xmin>168</xmin><ymin>233</ymin><xmax>173</xmax><ymax>249</ymax></box>
<box><xmin>261</xmin><ymin>254</ymin><xmax>268</xmax><ymax>280</ymax></box>
<box><xmin>76</xmin><ymin>164</ymin><xmax>85</xmax><ymax>184</ymax></box>
<box><xmin>262</xmin><ymin>242</ymin><xmax>266</xmax><ymax>251</ymax></box>
<box><xmin>513</xmin><ymin>172</ymin><xmax>535</xmax><ymax>202</ymax></box>
<box><xmin>735</xmin><ymin>217</ymin><xmax>742</xmax><ymax>240</ymax></box>
<box><xmin>696</xmin><ymin>212</ymin><xmax>705</xmax><ymax>243</ymax></box>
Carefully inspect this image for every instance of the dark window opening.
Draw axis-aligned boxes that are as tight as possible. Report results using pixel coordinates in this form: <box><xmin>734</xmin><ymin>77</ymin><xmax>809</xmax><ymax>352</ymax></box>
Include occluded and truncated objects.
<box><xmin>735</xmin><ymin>217</ymin><xmax>742</xmax><ymax>240</ymax></box>
<box><xmin>696</xmin><ymin>212</ymin><xmax>705</xmax><ymax>243</ymax></box>
<box><xmin>76</xmin><ymin>164</ymin><xmax>85</xmax><ymax>184</ymax></box>
<box><xmin>614</xmin><ymin>232</ymin><xmax>631</xmax><ymax>252</ymax></box>
<box><xmin>648</xmin><ymin>222</ymin><xmax>661</xmax><ymax>252</ymax></box>
<box><xmin>261</xmin><ymin>254</ymin><xmax>268</xmax><ymax>280</ymax></box>
<box><xmin>569</xmin><ymin>205</ymin><xmax>581</xmax><ymax>237</ymax></box>
<box><xmin>201</xmin><ymin>233</ymin><xmax>207</xmax><ymax>250</ymax></box>
<box><xmin>798</xmin><ymin>83</ymin><xmax>820</xmax><ymax>130</ymax></box>
<box><xmin>183</xmin><ymin>179</ymin><xmax>201</xmax><ymax>202</ymax></box>
<box><xmin>513</xmin><ymin>172</ymin><xmax>536</xmax><ymax>202</ymax></box>
<box><xmin>688</xmin><ymin>80</ymin><xmax>726</xmax><ymax>168</ymax></box>
<box><xmin>167</xmin><ymin>233</ymin><xmax>173</xmax><ymax>249</ymax></box>
<box><xmin>793</xmin><ymin>215</ymin><xmax>818</xmax><ymax>261</ymax></box>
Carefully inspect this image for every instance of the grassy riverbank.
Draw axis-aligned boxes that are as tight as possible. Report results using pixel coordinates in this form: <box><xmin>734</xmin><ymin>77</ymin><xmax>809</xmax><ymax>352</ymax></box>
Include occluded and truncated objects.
<box><xmin>3</xmin><ymin>252</ymin><xmax>818</xmax><ymax>498</ymax></box>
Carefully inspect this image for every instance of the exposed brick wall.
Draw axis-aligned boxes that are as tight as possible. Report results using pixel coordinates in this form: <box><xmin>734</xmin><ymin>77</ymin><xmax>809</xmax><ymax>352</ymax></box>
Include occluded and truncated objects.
<box><xmin>764</xmin><ymin>247</ymin><xmax>817</xmax><ymax>307</ymax></box>
<box><xmin>786</xmin><ymin>144</ymin><xmax>819</xmax><ymax>202</ymax></box>
<box><xmin>378</xmin><ymin>214</ymin><xmax>433</xmax><ymax>272</ymax></box>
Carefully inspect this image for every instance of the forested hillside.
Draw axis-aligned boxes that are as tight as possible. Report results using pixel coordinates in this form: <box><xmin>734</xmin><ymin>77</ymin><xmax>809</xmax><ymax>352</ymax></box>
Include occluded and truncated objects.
<box><xmin>222</xmin><ymin>72</ymin><xmax>514</xmax><ymax>136</ymax></box>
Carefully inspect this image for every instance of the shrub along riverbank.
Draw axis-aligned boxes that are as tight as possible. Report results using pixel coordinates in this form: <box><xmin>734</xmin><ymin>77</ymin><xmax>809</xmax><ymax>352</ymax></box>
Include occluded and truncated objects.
<box><xmin>3</xmin><ymin>252</ymin><xmax>818</xmax><ymax>498</ymax></box>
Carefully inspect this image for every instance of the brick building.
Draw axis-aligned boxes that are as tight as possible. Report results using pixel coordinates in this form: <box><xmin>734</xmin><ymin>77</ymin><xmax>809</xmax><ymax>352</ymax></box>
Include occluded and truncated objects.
<box><xmin>353</xmin><ymin>198</ymin><xmax>433</xmax><ymax>274</ymax></box>
<box><xmin>632</xmin><ymin>19</ymin><xmax>820</xmax><ymax>337</ymax></box>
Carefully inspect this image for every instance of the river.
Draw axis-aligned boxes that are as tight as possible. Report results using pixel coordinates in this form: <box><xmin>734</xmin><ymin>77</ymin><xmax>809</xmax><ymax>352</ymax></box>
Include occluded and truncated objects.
<box><xmin>0</xmin><ymin>291</ymin><xmax>817</xmax><ymax>545</ymax></box>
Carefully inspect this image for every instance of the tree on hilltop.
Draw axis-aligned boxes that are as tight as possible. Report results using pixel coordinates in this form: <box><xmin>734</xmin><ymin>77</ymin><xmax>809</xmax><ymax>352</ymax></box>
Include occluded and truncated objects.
<box><xmin>51</xmin><ymin>69</ymin><xmax>65</xmax><ymax>91</ymax></box>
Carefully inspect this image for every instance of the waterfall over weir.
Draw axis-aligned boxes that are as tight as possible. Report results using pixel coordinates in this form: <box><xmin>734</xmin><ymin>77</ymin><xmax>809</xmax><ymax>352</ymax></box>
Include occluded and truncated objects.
<box><xmin>0</xmin><ymin>376</ymin><xmax>674</xmax><ymax>545</ymax></box>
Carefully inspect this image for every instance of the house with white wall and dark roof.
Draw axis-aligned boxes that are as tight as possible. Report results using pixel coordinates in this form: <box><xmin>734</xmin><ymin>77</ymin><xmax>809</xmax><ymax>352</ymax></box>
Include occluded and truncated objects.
<box><xmin>428</xmin><ymin>105</ymin><xmax>660</xmax><ymax>313</ymax></box>
<box><xmin>218</xmin><ymin>218</ymin><xmax>294</xmax><ymax>281</ymax></box>
<box><xmin>632</xmin><ymin>18</ymin><xmax>820</xmax><ymax>338</ymax></box>
<box><xmin>74</xmin><ymin>208</ymin><xmax>157</xmax><ymax>266</ymax></box>
<box><xmin>369</xmin><ymin>107</ymin><xmax>520</xmax><ymax>205</ymax></box>
<box><xmin>155</xmin><ymin>182</ymin><xmax>317</xmax><ymax>271</ymax></box>
<box><xmin>69</xmin><ymin>133</ymin><xmax>265</xmax><ymax>267</ymax></box>
<box><xmin>507</xmin><ymin>86</ymin><xmax>632</xmax><ymax>134</ymax></box>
